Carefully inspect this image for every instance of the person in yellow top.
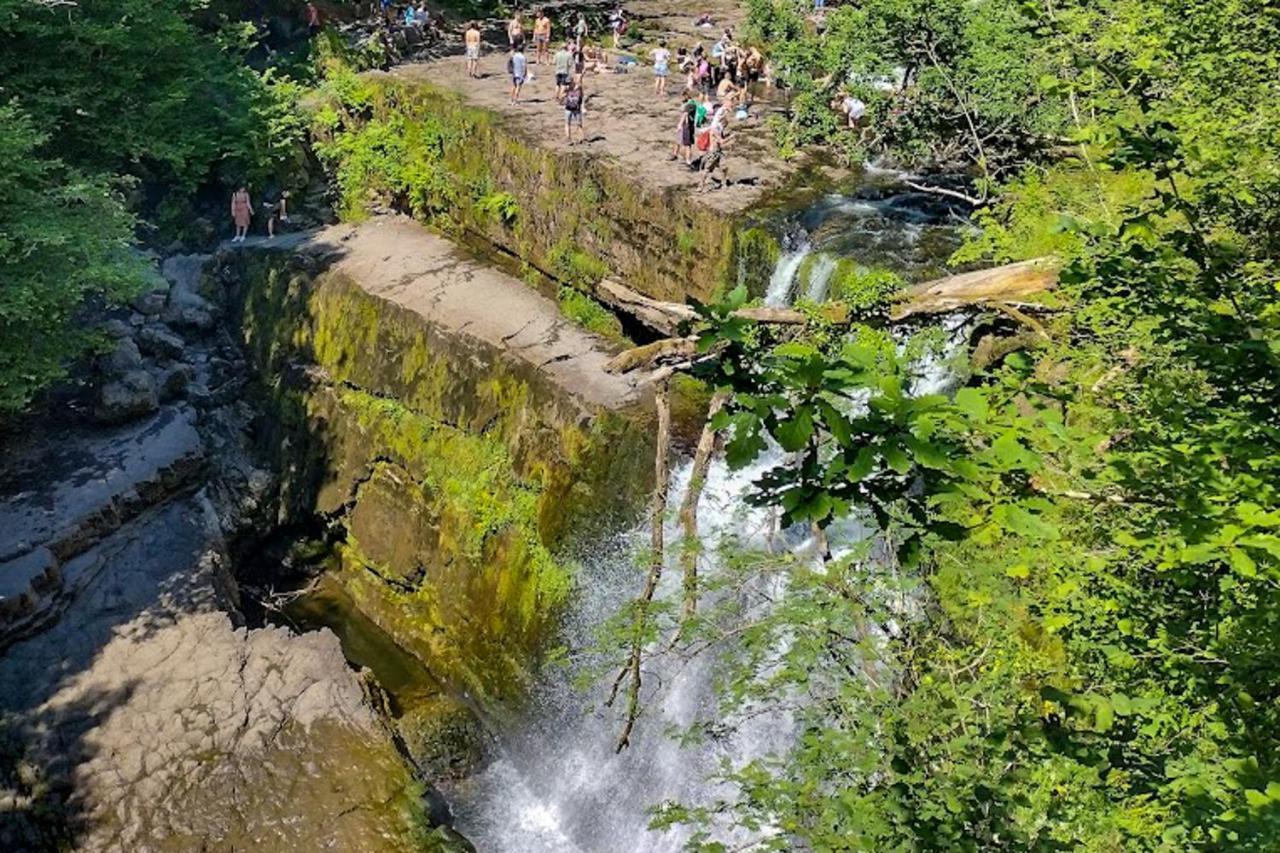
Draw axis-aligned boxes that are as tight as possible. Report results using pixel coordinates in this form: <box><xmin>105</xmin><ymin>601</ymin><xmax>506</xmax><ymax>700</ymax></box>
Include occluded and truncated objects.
<box><xmin>533</xmin><ymin>9</ymin><xmax>552</xmax><ymax>64</ymax></box>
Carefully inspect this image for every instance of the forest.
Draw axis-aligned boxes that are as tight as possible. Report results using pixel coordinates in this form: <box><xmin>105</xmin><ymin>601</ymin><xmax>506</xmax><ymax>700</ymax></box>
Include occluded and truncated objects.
<box><xmin>1</xmin><ymin>0</ymin><xmax>1277</xmax><ymax>849</ymax></box>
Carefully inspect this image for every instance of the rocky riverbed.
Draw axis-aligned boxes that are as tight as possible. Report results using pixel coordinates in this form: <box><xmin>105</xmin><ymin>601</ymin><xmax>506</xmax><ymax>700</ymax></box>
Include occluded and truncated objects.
<box><xmin>0</xmin><ymin>248</ymin><xmax>467</xmax><ymax>851</ymax></box>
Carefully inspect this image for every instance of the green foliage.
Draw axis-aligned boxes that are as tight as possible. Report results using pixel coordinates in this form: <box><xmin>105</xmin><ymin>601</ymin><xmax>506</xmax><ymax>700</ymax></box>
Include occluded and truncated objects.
<box><xmin>0</xmin><ymin>106</ymin><xmax>145</xmax><ymax>411</ymax></box>
<box><xmin>661</xmin><ymin>0</ymin><xmax>1280</xmax><ymax>848</ymax></box>
<box><xmin>0</xmin><ymin>0</ymin><xmax>310</xmax><ymax>411</ymax></box>
<box><xmin>547</xmin><ymin>240</ymin><xmax>609</xmax><ymax>290</ymax></box>
<box><xmin>0</xmin><ymin>0</ymin><xmax>306</xmax><ymax>193</ymax></box>
<box><xmin>556</xmin><ymin>287</ymin><xmax>629</xmax><ymax>345</ymax></box>
<box><xmin>475</xmin><ymin>192</ymin><xmax>521</xmax><ymax>226</ymax></box>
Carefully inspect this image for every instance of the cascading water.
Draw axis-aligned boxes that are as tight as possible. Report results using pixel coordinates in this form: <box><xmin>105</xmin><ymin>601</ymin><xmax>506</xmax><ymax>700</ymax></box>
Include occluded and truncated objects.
<box><xmin>764</xmin><ymin>230</ymin><xmax>812</xmax><ymax>307</ymax></box>
<box><xmin>449</xmin><ymin>186</ymin><xmax>969</xmax><ymax>851</ymax></box>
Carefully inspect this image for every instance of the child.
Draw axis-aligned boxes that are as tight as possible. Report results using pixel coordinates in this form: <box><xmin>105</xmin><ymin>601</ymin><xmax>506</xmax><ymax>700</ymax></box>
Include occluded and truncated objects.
<box><xmin>508</xmin><ymin>45</ymin><xmax>528</xmax><ymax>103</ymax></box>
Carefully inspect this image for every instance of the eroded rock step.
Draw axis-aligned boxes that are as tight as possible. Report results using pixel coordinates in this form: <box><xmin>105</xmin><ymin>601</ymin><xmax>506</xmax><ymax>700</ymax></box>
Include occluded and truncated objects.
<box><xmin>0</xmin><ymin>493</ymin><xmax>434</xmax><ymax>852</ymax></box>
<box><xmin>286</xmin><ymin>215</ymin><xmax>645</xmax><ymax>412</ymax></box>
<box><xmin>0</xmin><ymin>406</ymin><xmax>205</xmax><ymax>645</ymax></box>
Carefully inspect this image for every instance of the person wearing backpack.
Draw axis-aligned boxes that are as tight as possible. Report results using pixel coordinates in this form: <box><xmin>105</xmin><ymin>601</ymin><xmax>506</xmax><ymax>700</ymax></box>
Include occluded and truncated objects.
<box><xmin>697</xmin><ymin>121</ymin><xmax>728</xmax><ymax>192</ymax></box>
<box><xmin>564</xmin><ymin>77</ymin><xmax>586</xmax><ymax>145</ymax></box>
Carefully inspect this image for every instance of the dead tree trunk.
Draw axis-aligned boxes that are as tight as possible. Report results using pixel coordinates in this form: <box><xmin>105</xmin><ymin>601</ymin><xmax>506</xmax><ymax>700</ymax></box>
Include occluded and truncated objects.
<box><xmin>608</xmin><ymin>378</ymin><xmax>672</xmax><ymax>753</ymax></box>
<box><xmin>678</xmin><ymin>390</ymin><xmax>730</xmax><ymax>622</ymax></box>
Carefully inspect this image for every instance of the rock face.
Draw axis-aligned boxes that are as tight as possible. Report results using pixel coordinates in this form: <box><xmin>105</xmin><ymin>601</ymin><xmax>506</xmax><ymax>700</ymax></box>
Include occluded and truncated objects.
<box><xmin>0</xmin><ymin>250</ymin><xmax>457</xmax><ymax>850</ymax></box>
<box><xmin>0</xmin><ymin>493</ymin><xmax>436</xmax><ymax>852</ymax></box>
<box><xmin>218</xmin><ymin>218</ymin><xmax>655</xmax><ymax>701</ymax></box>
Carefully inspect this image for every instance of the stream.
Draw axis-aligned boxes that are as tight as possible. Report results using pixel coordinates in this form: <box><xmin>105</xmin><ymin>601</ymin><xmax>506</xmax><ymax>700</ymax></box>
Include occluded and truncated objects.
<box><xmin>442</xmin><ymin>180</ymin><xmax>969</xmax><ymax>851</ymax></box>
<box><xmin>268</xmin><ymin>178</ymin><xmax>969</xmax><ymax>851</ymax></box>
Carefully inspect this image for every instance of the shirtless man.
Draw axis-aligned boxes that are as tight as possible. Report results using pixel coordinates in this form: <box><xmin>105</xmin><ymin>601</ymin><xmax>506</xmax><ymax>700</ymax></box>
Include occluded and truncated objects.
<box><xmin>507</xmin><ymin>10</ymin><xmax>525</xmax><ymax>48</ymax></box>
<box><xmin>533</xmin><ymin>9</ymin><xmax>552</xmax><ymax>64</ymax></box>
<box><xmin>465</xmin><ymin>22</ymin><xmax>481</xmax><ymax>78</ymax></box>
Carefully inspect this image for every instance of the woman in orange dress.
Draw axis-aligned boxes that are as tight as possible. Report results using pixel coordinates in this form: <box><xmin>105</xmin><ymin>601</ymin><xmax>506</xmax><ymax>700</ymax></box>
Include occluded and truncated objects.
<box><xmin>231</xmin><ymin>186</ymin><xmax>252</xmax><ymax>242</ymax></box>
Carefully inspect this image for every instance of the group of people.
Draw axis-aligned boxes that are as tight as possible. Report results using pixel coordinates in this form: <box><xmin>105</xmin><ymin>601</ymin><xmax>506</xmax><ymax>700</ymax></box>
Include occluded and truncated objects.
<box><xmin>229</xmin><ymin>188</ymin><xmax>289</xmax><ymax>242</ymax></box>
<box><xmin>460</xmin><ymin>9</ymin><xmax>766</xmax><ymax>191</ymax></box>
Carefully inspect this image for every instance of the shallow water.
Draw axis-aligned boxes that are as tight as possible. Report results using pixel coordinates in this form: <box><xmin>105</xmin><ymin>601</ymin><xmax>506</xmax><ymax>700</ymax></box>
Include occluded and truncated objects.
<box><xmin>280</xmin><ymin>574</ymin><xmax>441</xmax><ymax>718</ymax></box>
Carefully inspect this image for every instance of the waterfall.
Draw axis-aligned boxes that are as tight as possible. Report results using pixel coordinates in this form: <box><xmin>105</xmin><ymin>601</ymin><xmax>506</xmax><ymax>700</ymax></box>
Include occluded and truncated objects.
<box><xmin>764</xmin><ymin>232</ymin><xmax>811</xmax><ymax>307</ymax></box>
<box><xmin>805</xmin><ymin>253</ymin><xmax>838</xmax><ymax>302</ymax></box>
<box><xmin>449</xmin><ymin>203</ymin><xmax>967</xmax><ymax>852</ymax></box>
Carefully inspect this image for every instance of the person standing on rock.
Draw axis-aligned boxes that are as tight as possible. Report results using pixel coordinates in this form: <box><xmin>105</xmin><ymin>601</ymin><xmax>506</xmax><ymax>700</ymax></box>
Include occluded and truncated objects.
<box><xmin>230</xmin><ymin>186</ymin><xmax>252</xmax><ymax>242</ymax></box>
<box><xmin>672</xmin><ymin>98</ymin><xmax>695</xmax><ymax>165</ymax></box>
<box><xmin>651</xmin><ymin>41</ymin><xmax>671</xmax><ymax>96</ymax></box>
<box><xmin>507</xmin><ymin>10</ymin><xmax>525</xmax><ymax>48</ymax></box>
<box><xmin>261</xmin><ymin>190</ymin><xmax>289</xmax><ymax>239</ymax></box>
<box><xmin>573</xmin><ymin>13</ymin><xmax>588</xmax><ymax>48</ymax></box>
<box><xmin>465</xmin><ymin>22</ymin><xmax>481</xmax><ymax>77</ymax></box>
<box><xmin>533</xmin><ymin>9</ymin><xmax>552</xmax><ymax>64</ymax></box>
<box><xmin>564</xmin><ymin>76</ymin><xmax>586</xmax><ymax>145</ymax></box>
<box><xmin>553</xmin><ymin>40</ymin><xmax>573</xmax><ymax>102</ymax></box>
<box><xmin>697</xmin><ymin>121</ymin><xmax>729</xmax><ymax>193</ymax></box>
<box><xmin>508</xmin><ymin>45</ymin><xmax>528</xmax><ymax>104</ymax></box>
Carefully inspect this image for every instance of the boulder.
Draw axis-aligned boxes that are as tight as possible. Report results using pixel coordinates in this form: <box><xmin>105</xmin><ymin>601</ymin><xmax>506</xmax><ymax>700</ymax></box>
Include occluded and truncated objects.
<box><xmin>158</xmin><ymin>363</ymin><xmax>196</xmax><ymax>402</ymax></box>
<box><xmin>132</xmin><ymin>289</ymin><xmax>167</xmax><ymax>316</ymax></box>
<box><xmin>93</xmin><ymin>370</ymin><xmax>158</xmax><ymax>424</ymax></box>
<box><xmin>136</xmin><ymin>324</ymin><xmax>186</xmax><ymax>360</ymax></box>
<box><xmin>102</xmin><ymin>337</ymin><xmax>144</xmax><ymax>374</ymax></box>
<box><xmin>102</xmin><ymin>319</ymin><xmax>133</xmax><ymax>339</ymax></box>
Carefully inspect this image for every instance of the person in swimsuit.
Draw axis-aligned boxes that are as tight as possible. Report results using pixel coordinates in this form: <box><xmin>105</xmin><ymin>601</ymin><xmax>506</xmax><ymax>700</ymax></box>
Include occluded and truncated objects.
<box><xmin>507</xmin><ymin>11</ymin><xmax>525</xmax><ymax>48</ymax></box>
<box><xmin>465</xmin><ymin>22</ymin><xmax>481</xmax><ymax>78</ymax></box>
<box><xmin>651</xmin><ymin>41</ymin><xmax>671</xmax><ymax>96</ymax></box>
<box><xmin>553</xmin><ymin>41</ymin><xmax>573</xmax><ymax>102</ymax></box>
<box><xmin>230</xmin><ymin>186</ymin><xmax>252</xmax><ymax>242</ymax></box>
<box><xmin>533</xmin><ymin>10</ymin><xmax>552</xmax><ymax>64</ymax></box>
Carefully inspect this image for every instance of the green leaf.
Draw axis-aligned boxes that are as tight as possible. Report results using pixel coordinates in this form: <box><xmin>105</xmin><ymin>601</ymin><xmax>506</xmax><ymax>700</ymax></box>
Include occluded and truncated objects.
<box><xmin>774</xmin><ymin>408</ymin><xmax>815</xmax><ymax>452</ymax></box>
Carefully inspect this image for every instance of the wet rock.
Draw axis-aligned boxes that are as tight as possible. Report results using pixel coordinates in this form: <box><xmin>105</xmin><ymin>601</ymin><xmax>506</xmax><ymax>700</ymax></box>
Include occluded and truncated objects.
<box><xmin>0</xmin><ymin>406</ymin><xmax>204</xmax><ymax>565</ymax></box>
<box><xmin>0</xmin><ymin>547</ymin><xmax>59</xmax><ymax>628</ymax></box>
<box><xmin>136</xmin><ymin>323</ymin><xmax>186</xmax><ymax>360</ymax></box>
<box><xmin>92</xmin><ymin>369</ymin><xmax>158</xmax><ymax>424</ymax></box>
<box><xmin>399</xmin><ymin>696</ymin><xmax>485</xmax><ymax>781</ymax></box>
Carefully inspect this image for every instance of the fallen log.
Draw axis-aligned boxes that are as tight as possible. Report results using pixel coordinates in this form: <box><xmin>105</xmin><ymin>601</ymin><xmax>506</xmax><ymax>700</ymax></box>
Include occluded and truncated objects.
<box><xmin>598</xmin><ymin>258</ymin><xmax>1057</xmax><ymax>335</ymax></box>
<box><xmin>889</xmin><ymin>257</ymin><xmax>1059</xmax><ymax>320</ymax></box>
<box><xmin>604</xmin><ymin>336</ymin><xmax>698</xmax><ymax>374</ymax></box>
<box><xmin>597</xmin><ymin>279</ymin><xmax>698</xmax><ymax>336</ymax></box>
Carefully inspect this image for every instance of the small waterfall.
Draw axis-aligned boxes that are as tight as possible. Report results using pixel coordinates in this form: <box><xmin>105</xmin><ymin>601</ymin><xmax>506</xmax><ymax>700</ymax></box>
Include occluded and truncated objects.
<box><xmin>450</xmin><ymin>190</ymin><xmax>968</xmax><ymax>852</ymax></box>
<box><xmin>805</xmin><ymin>253</ymin><xmax>838</xmax><ymax>302</ymax></box>
<box><xmin>764</xmin><ymin>232</ymin><xmax>811</xmax><ymax>307</ymax></box>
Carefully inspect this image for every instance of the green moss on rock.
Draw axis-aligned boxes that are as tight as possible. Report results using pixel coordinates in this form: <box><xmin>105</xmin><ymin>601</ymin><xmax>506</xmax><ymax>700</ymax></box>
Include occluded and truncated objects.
<box><xmin>308</xmin><ymin>72</ymin><xmax>775</xmax><ymax>304</ymax></box>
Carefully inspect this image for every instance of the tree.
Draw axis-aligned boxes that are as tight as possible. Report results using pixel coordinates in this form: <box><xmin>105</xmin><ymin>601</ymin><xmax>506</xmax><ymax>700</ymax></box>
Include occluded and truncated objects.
<box><xmin>0</xmin><ymin>105</ymin><xmax>145</xmax><ymax>412</ymax></box>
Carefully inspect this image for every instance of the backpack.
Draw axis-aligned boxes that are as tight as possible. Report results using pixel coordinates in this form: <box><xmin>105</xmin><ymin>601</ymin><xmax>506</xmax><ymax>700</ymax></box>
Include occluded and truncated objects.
<box><xmin>565</xmin><ymin>88</ymin><xmax>583</xmax><ymax>111</ymax></box>
<box><xmin>696</xmin><ymin>128</ymin><xmax>711</xmax><ymax>151</ymax></box>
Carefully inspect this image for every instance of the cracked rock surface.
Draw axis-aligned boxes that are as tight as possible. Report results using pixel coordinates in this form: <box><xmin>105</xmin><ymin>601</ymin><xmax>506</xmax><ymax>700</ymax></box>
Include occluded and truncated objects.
<box><xmin>0</xmin><ymin>492</ymin><xmax>432</xmax><ymax>852</ymax></box>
